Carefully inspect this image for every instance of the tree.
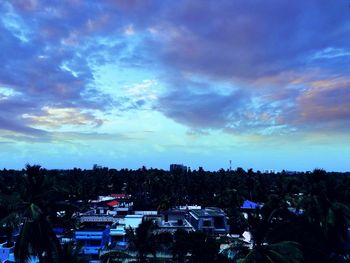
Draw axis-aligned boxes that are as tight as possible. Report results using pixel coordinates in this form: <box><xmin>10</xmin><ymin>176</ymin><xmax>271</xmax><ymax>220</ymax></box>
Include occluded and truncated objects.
<box><xmin>59</xmin><ymin>242</ymin><xmax>86</xmax><ymax>263</ymax></box>
<box><xmin>126</xmin><ymin>220</ymin><xmax>158</xmax><ymax>262</ymax></box>
<box><xmin>99</xmin><ymin>250</ymin><xmax>131</xmax><ymax>263</ymax></box>
<box><xmin>172</xmin><ymin>229</ymin><xmax>190</xmax><ymax>263</ymax></box>
<box><xmin>0</xmin><ymin>164</ymin><xmax>62</xmax><ymax>263</ymax></box>
<box><xmin>187</xmin><ymin>231</ymin><xmax>221</xmax><ymax>263</ymax></box>
<box><xmin>242</xmin><ymin>211</ymin><xmax>303</xmax><ymax>263</ymax></box>
<box><xmin>243</xmin><ymin>241</ymin><xmax>302</xmax><ymax>263</ymax></box>
<box><xmin>298</xmin><ymin>169</ymin><xmax>350</xmax><ymax>261</ymax></box>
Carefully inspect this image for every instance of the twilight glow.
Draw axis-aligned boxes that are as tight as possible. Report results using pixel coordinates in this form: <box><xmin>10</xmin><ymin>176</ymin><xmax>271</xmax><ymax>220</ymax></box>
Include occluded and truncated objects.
<box><xmin>1</xmin><ymin>0</ymin><xmax>350</xmax><ymax>171</ymax></box>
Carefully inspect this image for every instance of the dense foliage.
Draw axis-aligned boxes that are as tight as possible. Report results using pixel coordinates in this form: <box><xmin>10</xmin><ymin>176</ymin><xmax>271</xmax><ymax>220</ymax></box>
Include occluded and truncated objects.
<box><xmin>1</xmin><ymin>165</ymin><xmax>350</xmax><ymax>262</ymax></box>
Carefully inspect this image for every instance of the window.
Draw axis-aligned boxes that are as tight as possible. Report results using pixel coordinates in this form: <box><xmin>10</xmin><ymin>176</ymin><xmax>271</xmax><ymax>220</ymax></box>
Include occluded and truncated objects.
<box><xmin>89</xmin><ymin>240</ymin><xmax>101</xmax><ymax>246</ymax></box>
<box><xmin>214</xmin><ymin>217</ymin><xmax>224</xmax><ymax>228</ymax></box>
<box><xmin>203</xmin><ymin>220</ymin><xmax>212</xmax><ymax>227</ymax></box>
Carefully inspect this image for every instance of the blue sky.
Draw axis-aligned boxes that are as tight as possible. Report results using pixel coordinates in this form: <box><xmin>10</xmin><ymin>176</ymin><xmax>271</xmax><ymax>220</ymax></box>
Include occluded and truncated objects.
<box><xmin>1</xmin><ymin>0</ymin><xmax>350</xmax><ymax>171</ymax></box>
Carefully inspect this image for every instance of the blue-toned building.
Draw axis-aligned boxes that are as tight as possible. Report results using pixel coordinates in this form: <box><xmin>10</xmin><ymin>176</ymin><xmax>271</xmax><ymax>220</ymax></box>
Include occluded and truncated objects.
<box><xmin>189</xmin><ymin>207</ymin><xmax>229</xmax><ymax>235</ymax></box>
<box><xmin>240</xmin><ymin>200</ymin><xmax>263</xmax><ymax>210</ymax></box>
<box><xmin>75</xmin><ymin>226</ymin><xmax>110</xmax><ymax>255</ymax></box>
<box><xmin>0</xmin><ymin>242</ymin><xmax>15</xmax><ymax>263</ymax></box>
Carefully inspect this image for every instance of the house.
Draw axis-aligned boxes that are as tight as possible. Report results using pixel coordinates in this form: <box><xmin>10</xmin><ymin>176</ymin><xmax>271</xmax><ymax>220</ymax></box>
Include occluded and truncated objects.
<box><xmin>95</xmin><ymin>194</ymin><xmax>134</xmax><ymax>216</ymax></box>
<box><xmin>75</xmin><ymin>225</ymin><xmax>110</xmax><ymax>255</ymax></box>
<box><xmin>78</xmin><ymin>209</ymin><xmax>117</xmax><ymax>224</ymax></box>
<box><xmin>240</xmin><ymin>200</ymin><xmax>264</xmax><ymax>219</ymax></box>
<box><xmin>157</xmin><ymin>217</ymin><xmax>193</xmax><ymax>233</ymax></box>
<box><xmin>188</xmin><ymin>207</ymin><xmax>229</xmax><ymax>235</ymax></box>
<box><xmin>0</xmin><ymin>242</ymin><xmax>15</xmax><ymax>263</ymax></box>
<box><xmin>106</xmin><ymin>199</ymin><xmax>133</xmax><ymax>216</ymax></box>
<box><xmin>157</xmin><ymin>208</ymin><xmax>194</xmax><ymax>233</ymax></box>
<box><xmin>134</xmin><ymin>210</ymin><xmax>161</xmax><ymax>223</ymax></box>
<box><xmin>109</xmin><ymin>215</ymin><xmax>144</xmax><ymax>250</ymax></box>
<box><xmin>240</xmin><ymin>200</ymin><xmax>263</xmax><ymax>210</ymax></box>
<box><xmin>78</xmin><ymin>194</ymin><xmax>134</xmax><ymax>223</ymax></box>
<box><xmin>0</xmin><ymin>241</ymin><xmax>39</xmax><ymax>263</ymax></box>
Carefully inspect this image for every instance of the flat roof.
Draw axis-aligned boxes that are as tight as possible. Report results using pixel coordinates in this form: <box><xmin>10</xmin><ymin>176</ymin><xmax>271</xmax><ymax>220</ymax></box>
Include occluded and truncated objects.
<box><xmin>190</xmin><ymin>207</ymin><xmax>226</xmax><ymax>217</ymax></box>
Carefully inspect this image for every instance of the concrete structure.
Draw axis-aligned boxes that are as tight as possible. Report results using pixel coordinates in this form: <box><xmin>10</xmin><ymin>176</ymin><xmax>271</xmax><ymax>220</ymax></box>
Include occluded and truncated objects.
<box><xmin>109</xmin><ymin>215</ymin><xmax>143</xmax><ymax>250</ymax></box>
<box><xmin>93</xmin><ymin>194</ymin><xmax>134</xmax><ymax>216</ymax></box>
<box><xmin>78</xmin><ymin>210</ymin><xmax>117</xmax><ymax>224</ymax></box>
<box><xmin>0</xmin><ymin>242</ymin><xmax>39</xmax><ymax>263</ymax></box>
<box><xmin>189</xmin><ymin>207</ymin><xmax>229</xmax><ymax>235</ymax></box>
<box><xmin>158</xmin><ymin>218</ymin><xmax>194</xmax><ymax>233</ymax></box>
<box><xmin>75</xmin><ymin>226</ymin><xmax>110</xmax><ymax>255</ymax></box>
<box><xmin>0</xmin><ymin>242</ymin><xmax>15</xmax><ymax>263</ymax></box>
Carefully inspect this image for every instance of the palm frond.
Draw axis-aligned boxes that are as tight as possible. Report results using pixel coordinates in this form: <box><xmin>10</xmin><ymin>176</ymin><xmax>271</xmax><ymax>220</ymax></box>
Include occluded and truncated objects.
<box><xmin>99</xmin><ymin>250</ymin><xmax>131</xmax><ymax>263</ymax></box>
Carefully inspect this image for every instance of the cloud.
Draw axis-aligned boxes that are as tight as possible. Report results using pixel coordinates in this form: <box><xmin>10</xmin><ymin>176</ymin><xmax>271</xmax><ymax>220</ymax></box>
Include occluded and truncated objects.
<box><xmin>0</xmin><ymin>116</ymin><xmax>48</xmax><ymax>137</ymax></box>
<box><xmin>156</xmin><ymin>77</ymin><xmax>290</xmax><ymax>134</ymax></box>
<box><xmin>145</xmin><ymin>0</ymin><xmax>350</xmax><ymax>133</ymax></box>
<box><xmin>23</xmin><ymin>106</ymin><xmax>104</xmax><ymax>129</ymax></box>
<box><xmin>0</xmin><ymin>1</ymin><xmax>129</xmax><ymax>138</ymax></box>
<box><xmin>1</xmin><ymin>0</ymin><xmax>350</xmax><ymax>138</ymax></box>
<box><xmin>290</xmin><ymin>77</ymin><xmax>350</xmax><ymax>130</ymax></box>
<box><xmin>149</xmin><ymin>0</ymin><xmax>350</xmax><ymax>80</ymax></box>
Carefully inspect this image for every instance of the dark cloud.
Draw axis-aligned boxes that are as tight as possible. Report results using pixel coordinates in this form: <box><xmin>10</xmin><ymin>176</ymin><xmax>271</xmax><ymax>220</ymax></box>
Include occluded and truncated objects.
<box><xmin>156</xmin><ymin>78</ymin><xmax>285</xmax><ymax>134</ymax></box>
<box><xmin>147</xmin><ymin>0</ymin><xmax>350</xmax><ymax>133</ymax></box>
<box><xmin>149</xmin><ymin>0</ymin><xmax>350</xmax><ymax>80</ymax></box>
<box><xmin>0</xmin><ymin>116</ymin><xmax>47</xmax><ymax>136</ymax></box>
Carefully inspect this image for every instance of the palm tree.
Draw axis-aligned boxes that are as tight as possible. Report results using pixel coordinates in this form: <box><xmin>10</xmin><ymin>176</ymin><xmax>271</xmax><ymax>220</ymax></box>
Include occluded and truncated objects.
<box><xmin>99</xmin><ymin>250</ymin><xmax>131</xmax><ymax>263</ymax></box>
<box><xmin>242</xmin><ymin>211</ymin><xmax>303</xmax><ymax>263</ymax></box>
<box><xmin>100</xmin><ymin>250</ymin><xmax>132</xmax><ymax>263</ymax></box>
<box><xmin>298</xmin><ymin>169</ymin><xmax>350</xmax><ymax>261</ymax></box>
<box><xmin>243</xmin><ymin>241</ymin><xmax>302</xmax><ymax>263</ymax></box>
<box><xmin>0</xmin><ymin>164</ymin><xmax>62</xmax><ymax>262</ymax></box>
<box><xmin>172</xmin><ymin>229</ymin><xmax>190</xmax><ymax>263</ymax></box>
<box><xmin>187</xmin><ymin>231</ymin><xmax>221</xmax><ymax>263</ymax></box>
<box><xmin>59</xmin><ymin>242</ymin><xmax>86</xmax><ymax>263</ymax></box>
<box><xmin>221</xmin><ymin>239</ymin><xmax>250</xmax><ymax>262</ymax></box>
<box><xmin>126</xmin><ymin>220</ymin><xmax>157</xmax><ymax>262</ymax></box>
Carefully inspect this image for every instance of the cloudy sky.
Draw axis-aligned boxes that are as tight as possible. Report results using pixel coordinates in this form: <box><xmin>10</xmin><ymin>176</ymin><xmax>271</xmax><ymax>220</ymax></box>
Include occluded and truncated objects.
<box><xmin>1</xmin><ymin>0</ymin><xmax>350</xmax><ymax>171</ymax></box>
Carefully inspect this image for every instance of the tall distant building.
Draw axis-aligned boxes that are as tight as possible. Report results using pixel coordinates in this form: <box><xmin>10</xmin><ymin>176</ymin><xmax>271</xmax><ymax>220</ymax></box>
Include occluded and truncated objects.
<box><xmin>170</xmin><ymin>164</ymin><xmax>187</xmax><ymax>172</ymax></box>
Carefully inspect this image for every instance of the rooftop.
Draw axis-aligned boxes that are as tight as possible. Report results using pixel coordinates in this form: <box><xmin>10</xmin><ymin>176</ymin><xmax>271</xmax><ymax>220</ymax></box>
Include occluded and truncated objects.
<box><xmin>107</xmin><ymin>200</ymin><xmax>120</xmax><ymax>207</ymax></box>
<box><xmin>241</xmin><ymin>200</ymin><xmax>263</xmax><ymax>210</ymax></box>
<box><xmin>190</xmin><ymin>207</ymin><xmax>226</xmax><ymax>217</ymax></box>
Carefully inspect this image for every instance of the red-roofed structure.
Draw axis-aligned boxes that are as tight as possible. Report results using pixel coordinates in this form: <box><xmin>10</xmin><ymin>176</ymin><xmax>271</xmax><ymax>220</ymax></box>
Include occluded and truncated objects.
<box><xmin>107</xmin><ymin>200</ymin><xmax>120</xmax><ymax>207</ymax></box>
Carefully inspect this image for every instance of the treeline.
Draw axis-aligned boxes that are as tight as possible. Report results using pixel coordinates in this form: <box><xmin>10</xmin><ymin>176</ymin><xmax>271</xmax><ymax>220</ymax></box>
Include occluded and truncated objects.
<box><xmin>1</xmin><ymin>166</ymin><xmax>350</xmax><ymax>210</ymax></box>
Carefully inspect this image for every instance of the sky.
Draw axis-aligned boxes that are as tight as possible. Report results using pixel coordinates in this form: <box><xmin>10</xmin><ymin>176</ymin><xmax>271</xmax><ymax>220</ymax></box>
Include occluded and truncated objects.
<box><xmin>1</xmin><ymin>0</ymin><xmax>350</xmax><ymax>171</ymax></box>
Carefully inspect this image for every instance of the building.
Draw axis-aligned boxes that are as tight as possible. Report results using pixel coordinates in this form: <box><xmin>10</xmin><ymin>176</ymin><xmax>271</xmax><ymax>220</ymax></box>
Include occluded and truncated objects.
<box><xmin>240</xmin><ymin>200</ymin><xmax>263</xmax><ymax>210</ymax></box>
<box><xmin>109</xmin><ymin>215</ymin><xmax>144</xmax><ymax>249</ymax></box>
<box><xmin>158</xmin><ymin>217</ymin><xmax>193</xmax><ymax>233</ymax></box>
<box><xmin>0</xmin><ymin>242</ymin><xmax>16</xmax><ymax>263</ymax></box>
<box><xmin>106</xmin><ymin>195</ymin><xmax>133</xmax><ymax>216</ymax></box>
<box><xmin>170</xmin><ymin>164</ymin><xmax>187</xmax><ymax>172</ymax></box>
<box><xmin>75</xmin><ymin>225</ymin><xmax>110</xmax><ymax>255</ymax></box>
<box><xmin>189</xmin><ymin>207</ymin><xmax>229</xmax><ymax>235</ymax></box>
<box><xmin>263</xmin><ymin>169</ymin><xmax>277</xmax><ymax>174</ymax></box>
<box><xmin>94</xmin><ymin>194</ymin><xmax>134</xmax><ymax>216</ymax></box>
<box><xmin>78</xmin><ymin>209</ymin><xmax>117</xmax><ymax>224</ymax></box>
<box><xmin>157</xmin><ymin>209</ymin><xmax>194</xmax><ymax>233</ymax></box>
<box><xmin>240</xmin><ymin>200</ymin><xmax>264</xmax><ymax>219</ymax></box>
